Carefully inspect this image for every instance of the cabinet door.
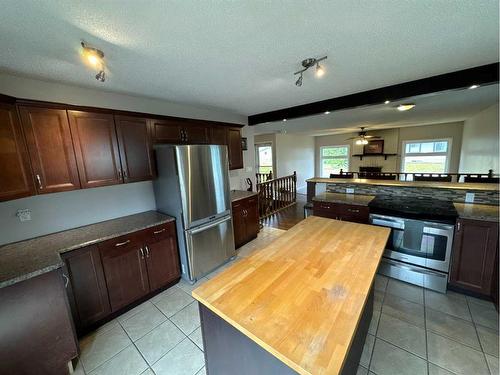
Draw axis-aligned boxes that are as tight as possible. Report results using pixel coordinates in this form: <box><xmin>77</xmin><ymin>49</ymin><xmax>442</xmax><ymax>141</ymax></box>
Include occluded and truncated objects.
<box><xmin>449</xmin><ymin>219</ymin><xmax>499</xmax><ymax>295</ymax></box>
<box><xmin>19</xmin><ymin>106</ymin><xmax>80</xmax><ymax>193</ymax></box>
<box><xmin>232</xmin><ymin>201</ymin><xmax>247</xmax><ymax>248</ymax></box>
<box><xmin>0</xmin><ymin>103</ymin><xmax>35</xmax><ymax>201</ymax></box>
<box><xmin>115</xmin><ymin>116</ymin><xmax>154</xmax><ymax>182</ymax></box>
<box><xmin>184</xmin><ymin>123</ymin><xmax>209</xmax><ymax>144</ymax></box>
<box><xmin>151</xmin><ymin>118</ymin><xmax>183</xmax><ymax>143</ymax></box>
<box><xmin>68</xmin><ymin>111</ymin><xmax>122</xmax><ymax>188</ymax></box>
<box><xmin>210</xmin><ymin>126</ymin><xmax>227</xmax><ymax>145</ymax></box>
<box><xmin>63</xmin><ymin>245</ymin><xmax>111</xmax><ymax>330</ymax></box>
<box><xmin>245</xmin><ymin>197</ymin><xmax>260</xmax><ymax>242</ymax></box>
<box><xmin>227</xmin><ymin>127</ymin><xmax>243</xmax><ymax>170</ymax></box>
<box><xmin>143</xmin><ymin>225</ymin><xmax>180</xmax><ymax>291</ymax></box>
<box><xmin>99</xmin><ymin>236</ymin><xmax>149</xmax><ymax>312</ymax></box>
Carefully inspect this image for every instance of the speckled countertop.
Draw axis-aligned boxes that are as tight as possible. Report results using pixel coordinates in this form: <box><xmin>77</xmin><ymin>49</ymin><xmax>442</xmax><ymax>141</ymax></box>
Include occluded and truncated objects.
<box><xmin>0</xmin><ymin>211</ymin><xmax>174</xmax><ymax>289</ymax></box>
<box><xmin>231</xmin><ymin>190</ymin><xmax>258</xmax><ymax>202</ymax></box>
<box><xmin>312</xmin><ymin>192</ymin><xmax>376</xmax><ymax>206</ymax></box>
<box><xmin>454</xmin><ymin>203</ymin><xmax>499</xmax><ymax>222</ymax></box>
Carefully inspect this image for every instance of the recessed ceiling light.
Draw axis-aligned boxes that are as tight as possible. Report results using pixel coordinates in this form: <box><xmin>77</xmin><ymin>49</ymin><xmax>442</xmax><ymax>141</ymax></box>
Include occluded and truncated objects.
<box><xmin>282</xmin><ymin>119</ymin><xmax>287</xmax><ymax>122</ymax></box>
<box><xmin>384</xmin><ymin>100</ymin><xmax>390</xmax><ymax>104</ymax></box>
<box><xmin>324</xmin><ymin>111</ymin><xmax>330</xmax><ymax>114</ymax></box>
<box><xmin>397</xmin><ymin>103</ymin><xmax>415</xmax><ymax>111</ymax></box>
<box><xmin>469</xmin><ymin>84</ymin><xmax>480</xmax><ymax>89</ymax></box>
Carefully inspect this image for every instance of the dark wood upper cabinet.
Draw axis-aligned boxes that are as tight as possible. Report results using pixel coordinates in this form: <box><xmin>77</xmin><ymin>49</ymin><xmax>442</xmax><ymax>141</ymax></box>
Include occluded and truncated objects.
<box><xmin>19</xmin><ymin>106</ymin><xmax>81</xmax><ymax>194</ymax></box>
<box><xmin>449</xmin><ymin>218</ymin><xmax>499</xmax><ymax>296</ymax></box>
<box><xmin>68</xmin><ymin>111</ymin><xmax>122</xmax><ymax>188</ymax></box>
<box><xmin>0</xmin><ymin>103</ymin><xmax>35</xmax><ymax>201</ymax></box>
<box><xmin>115</xmin><ymin>116</ymin><xmax>155</xmax><ymax>183</ymax></box>
<box><xmin>184</xmin><ymin>122</ymin><xmax>209</xmax><ymax>144</ymax></box>
<box><xmin>62</xmin><ymin>245</ymin><xmax>111</xmax><ymax>331</ymax></box>
<box><xmin>151</xmin><ymin>118</ymin><xmax>183</xmax><ymax>143</ymax></box>
<box><xmin>228</xmin><ymin>127</ymin><xmax>243</xmax><ymax>170</ymax></box>
<box><xmin>143</xmin><ymin>223</ymin><xmax>180</xmax><ymax>291</ymax></box>
<box><xmin>99</xmin><ymin>234</ymin><xmax>150</xmax><ymax>312</ymax></box>
<box><xmin>210</xmin><ymin>126</ymin><xmax>227</xmax><ymax>145</ymax></box>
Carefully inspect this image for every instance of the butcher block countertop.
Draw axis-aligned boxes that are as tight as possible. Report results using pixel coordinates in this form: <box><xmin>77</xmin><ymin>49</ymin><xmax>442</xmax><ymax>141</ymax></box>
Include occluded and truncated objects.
<box><xmin>306</xmin><ymin>177</ymin><xmax>499</xmax><ymax>191</ymax></box>
<box><xmin>192</xmin><ymin>216</ymin><xmax>390</xmax><ymax>375</ymax></box>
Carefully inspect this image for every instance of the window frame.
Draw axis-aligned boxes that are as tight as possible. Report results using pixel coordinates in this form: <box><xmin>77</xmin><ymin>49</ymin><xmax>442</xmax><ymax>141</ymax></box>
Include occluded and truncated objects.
<box><xmin>401</xmin><ymin>138</ymin><xmax>452</xmax><ymax>174</ymax></box>
<box><xmin>320</xmin><ymin>145</ymin><xmax>350</xmax><ymax>177</ymax></box>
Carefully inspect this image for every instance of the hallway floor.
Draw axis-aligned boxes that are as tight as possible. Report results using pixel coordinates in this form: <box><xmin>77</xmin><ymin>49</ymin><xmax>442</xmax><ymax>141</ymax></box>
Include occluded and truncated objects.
<box><xmin>261</xmin><ymin>193</ymin><xmax>307</xmax><ymax>230</ymax></box>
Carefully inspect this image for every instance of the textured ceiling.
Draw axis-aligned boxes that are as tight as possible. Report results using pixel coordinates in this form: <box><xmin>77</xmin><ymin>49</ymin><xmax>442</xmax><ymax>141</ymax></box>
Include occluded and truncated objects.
<box><xmin>252</xmin><ymin>84</ymin><xmax>499</xmax><ymax>136</ymax></box>
<box><xmin>0</xmin><ymin>1</ymin><xmax>498</xmax><ymax>115</ymax></box>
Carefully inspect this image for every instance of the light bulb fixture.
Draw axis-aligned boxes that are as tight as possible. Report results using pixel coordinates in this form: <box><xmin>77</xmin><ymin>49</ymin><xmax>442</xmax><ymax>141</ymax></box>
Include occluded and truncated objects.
<box><xmin>469</xmin><ymin>84</ymin><xmax>480</xmax><ymax>89</ymax></box>
<box><xmin>324</xmin><ymin>111</ymin><xmax>330</xmax><ymax>114</ymax></box>
<box><xmin>384</xmin><ymin>100</ymin><xmax>390</xmax><ymax>104</ymax></box>
<box><xmin>293</xmin><ymin>56</ymin><xmax>327</xmax><ymax>87</ymax></box>
<box><xmin>397</xmin><ymin>103</ymin><xmax>415</xmax><ymax>111</ymax></box>
<box><xmin>282</xmin><ymin>118</ymin><xmax>287</xmax><ymax>122</ymax></box>
<box><xmin>81</xmin><ymin>41</ymin><xmax>106</xmax><ymax>83</ymax></box>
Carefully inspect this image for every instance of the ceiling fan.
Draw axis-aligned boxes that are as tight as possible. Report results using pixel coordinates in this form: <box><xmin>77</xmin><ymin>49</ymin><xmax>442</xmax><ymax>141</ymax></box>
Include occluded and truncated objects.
<box><xmin>345</xmin><ymin>127</ymin><xmax>381</xmax><ymax>145</ymax></box>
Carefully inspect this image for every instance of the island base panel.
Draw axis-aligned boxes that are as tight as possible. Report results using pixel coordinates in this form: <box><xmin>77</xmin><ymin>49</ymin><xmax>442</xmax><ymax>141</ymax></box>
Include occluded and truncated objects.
<box><xmin>198</xmin><ymin>287</ymin><xmax>373</xmax><ymax>375</ymax></box>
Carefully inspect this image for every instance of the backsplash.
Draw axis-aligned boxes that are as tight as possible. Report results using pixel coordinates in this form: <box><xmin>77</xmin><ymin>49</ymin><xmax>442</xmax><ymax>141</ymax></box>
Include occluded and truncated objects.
<box><xmin>326</xmin><ymin>183</ymin><xmax>499</xmax><ymax>205</ymax></box>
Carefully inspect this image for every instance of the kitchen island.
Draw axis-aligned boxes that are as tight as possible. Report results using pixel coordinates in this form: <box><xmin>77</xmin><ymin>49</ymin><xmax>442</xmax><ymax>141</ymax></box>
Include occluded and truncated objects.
<box><xmin>192</xmin><ymin>216</ymin><xmax>390</xmax><ymax>375</ymax></box>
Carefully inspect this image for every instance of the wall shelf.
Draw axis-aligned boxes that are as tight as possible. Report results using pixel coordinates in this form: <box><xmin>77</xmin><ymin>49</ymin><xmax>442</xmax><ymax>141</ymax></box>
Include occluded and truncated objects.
<box><xmin>352</xmin><ymin>153</ymin><xmax>398</xmax><ymax>161</ymax></box>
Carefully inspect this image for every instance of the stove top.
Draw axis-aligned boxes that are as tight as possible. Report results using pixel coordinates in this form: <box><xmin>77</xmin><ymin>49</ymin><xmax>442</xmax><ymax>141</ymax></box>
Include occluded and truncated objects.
<box><xmin>369</xmin><ymin>195</ymin><xmax>458</xmax><ymax>223</ymax></box>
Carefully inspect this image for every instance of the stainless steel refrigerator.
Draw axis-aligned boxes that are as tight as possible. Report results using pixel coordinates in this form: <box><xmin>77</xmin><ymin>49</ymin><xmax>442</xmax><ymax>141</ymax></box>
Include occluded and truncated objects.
<box><xmin>153</xmin><ymin>144</ymin><xmax>236</xmax><ymax>282</ymax></box>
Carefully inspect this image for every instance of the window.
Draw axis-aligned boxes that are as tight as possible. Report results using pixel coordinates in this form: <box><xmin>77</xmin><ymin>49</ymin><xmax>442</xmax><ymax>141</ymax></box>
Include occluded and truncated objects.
<box><xmin>255</xmin><ymin>143</ymin><xmax>273</xmax><ymax>175</ymax></box>
<box><xmin>320</xmin><ymin>145</ymin><xmax>350</xmax><ymax>177</ymax></box>
<box><xmin>402</xmin><ymin>139</ymin><xmax>451</xmax><ymax>175</ymax></box>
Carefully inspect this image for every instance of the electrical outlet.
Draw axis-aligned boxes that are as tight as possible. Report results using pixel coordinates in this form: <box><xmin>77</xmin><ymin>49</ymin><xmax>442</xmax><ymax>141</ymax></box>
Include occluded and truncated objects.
<box><xmin>346</xmin><ymin>188</ymin><xmax>355</xmax><ymax>194</ymax></box>
<box><xmin>465</xmin><ymin>192</ymin><xmax>475</xmax><ymax>203</ymax></box>
<box><xmin>16</xmin><ymin>209</ymin><xmax>31</xmax><ymax>222</ymax></box>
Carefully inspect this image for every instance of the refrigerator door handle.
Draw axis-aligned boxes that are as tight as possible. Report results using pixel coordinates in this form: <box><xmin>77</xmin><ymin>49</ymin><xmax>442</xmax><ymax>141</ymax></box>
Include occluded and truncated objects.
<box><xmin>187</xmin><ymin>215</ymin><xmax>232</xmax><ymax>235</ymax></box>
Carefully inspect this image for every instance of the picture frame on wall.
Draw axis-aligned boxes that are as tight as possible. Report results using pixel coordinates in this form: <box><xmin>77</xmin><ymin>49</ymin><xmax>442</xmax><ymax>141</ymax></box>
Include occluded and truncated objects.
<box><xmin>241</xmin><ymin>137</ymin><xmax>248</xmax><ymax>151</ymax></box>
<box><xmin>363</xmin><ymin>140</ymin><xmax>384</xmax><ymax>154</ymax></box>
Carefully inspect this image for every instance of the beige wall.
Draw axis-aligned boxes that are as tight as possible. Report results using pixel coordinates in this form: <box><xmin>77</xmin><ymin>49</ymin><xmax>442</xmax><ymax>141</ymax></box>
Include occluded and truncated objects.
<box><xmin>315</xmin><ymin>122</ymin><xmax>464</xmax><ymax>176</ymax></box>
<box><xmin>275</xmin><ymin>133</ymin><xmax>315</xmax><ymax>193</ymax></box>
<box><xmin>459</xmin><ymin>103</ymin><xmax>499</xmax><ymax>174</ymax></box>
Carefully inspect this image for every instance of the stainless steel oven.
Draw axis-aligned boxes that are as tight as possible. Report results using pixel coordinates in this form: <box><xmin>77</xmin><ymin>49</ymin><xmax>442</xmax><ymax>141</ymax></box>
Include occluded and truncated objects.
<box><xmin>369</xmin><ymin>213</ymin><xmax>455</xmax><ymax>293</ymax></box>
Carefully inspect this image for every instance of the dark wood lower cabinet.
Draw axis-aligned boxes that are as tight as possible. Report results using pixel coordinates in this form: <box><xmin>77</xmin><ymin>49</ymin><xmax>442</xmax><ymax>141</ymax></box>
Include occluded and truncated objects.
<box><xmin>63</xmin><ymin>221</ymin><xmax>181</xmax><ymax>333</ymax></box>
<box><xmin>233</xmin><ymin>195</ymin><xmax>260</xmax><ymax>248</ymax></box>
<box><xmin>449</xmin><ymin>218</ymin><xmax>499</xmax><ymax>297</ymax></box>
<box><xmin>63</xmin><ymin>245</ymin><xmax>111</xmax><ymax>330</ymax></box>
<box><xmin>313</xmin><ymin>201</ymin><xmax>369</xmax><ymax>224</ymax></box>
<box><xmin>99</xmin><ymin>234</ymin><xmax>150</xmax><ymax>312</ymax></box>
<box><xmin>0</xmin><ymin>270</ymin><xmax>78</xmax><ymax>375</ymax></box>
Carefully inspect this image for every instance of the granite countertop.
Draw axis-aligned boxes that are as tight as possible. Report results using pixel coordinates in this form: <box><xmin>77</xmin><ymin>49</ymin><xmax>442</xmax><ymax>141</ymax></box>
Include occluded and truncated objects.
<box><xmin>230</xmin><ymin>190</ymin><xmax>258</xmax><ymax>202</ymax></box>
<box><xmin>454</xmin><ymin>203</ymin><xmax>499</xmax><ymax>222</ymax></box>
<box><xmin>306</xmin><ymin>177</ymin><xmax>499</xmax><ymax>191</ymax></box>
<box><xmin>312</xmin><ymin>192</ymin><xmax>376</xmax><ymax>206</ymax></box>
<box><xmin>0</xmin><ymin>211</ymin><xmax>174</xmax><ymax>289</ymax></box>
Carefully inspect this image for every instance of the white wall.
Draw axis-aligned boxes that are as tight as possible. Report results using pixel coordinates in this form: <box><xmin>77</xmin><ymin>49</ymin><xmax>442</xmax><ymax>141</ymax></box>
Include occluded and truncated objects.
<box><xmin>275</xmin><ymin>133</ymin><xmax>315</xmax><ymax>193</ymax></box>
<box><xmin>315</xmin><ymin>122</ymin><xmax>464</xmax><ymax>176</ymax></box>
<box><xmin>0</xmin><ymin>182</ymin><xmax>155</xmax><ymax>246</ymax></box>
<box><xmin>459</xmin><ymin>103</ymin><xmax>499</xmax><ymax>173</ymax></box>
<box><xmin>0</xmin><ymin>73</ymin><xmax>251</xmax><ymax>244</ymax></box>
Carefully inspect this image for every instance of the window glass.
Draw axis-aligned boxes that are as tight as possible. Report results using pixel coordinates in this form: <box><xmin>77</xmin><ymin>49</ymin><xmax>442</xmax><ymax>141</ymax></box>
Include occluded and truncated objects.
<box><xmin>320</xmin><ymin>146</ymin><xmax>350</xmax><ymax>177</ymax></box>
<box><xmin>402</xmin><ymin>139</ymin><xmax>450</xmax><ymax>174</ymax></box>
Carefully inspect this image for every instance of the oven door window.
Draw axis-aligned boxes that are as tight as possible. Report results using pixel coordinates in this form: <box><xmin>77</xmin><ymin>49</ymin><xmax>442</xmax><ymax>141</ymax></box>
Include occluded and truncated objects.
<box><xmin>386</xmin><ymin>228</ymin><xmax>448</xmax><ymax>262</ymax></box>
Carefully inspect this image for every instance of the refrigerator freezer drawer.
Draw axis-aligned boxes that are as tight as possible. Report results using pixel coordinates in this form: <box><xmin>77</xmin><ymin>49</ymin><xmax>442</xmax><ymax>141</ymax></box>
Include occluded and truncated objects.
<box><xmin>185</xmin><ymin>216</ymin><xmax>236</xmax><ymax>281</ymax></box>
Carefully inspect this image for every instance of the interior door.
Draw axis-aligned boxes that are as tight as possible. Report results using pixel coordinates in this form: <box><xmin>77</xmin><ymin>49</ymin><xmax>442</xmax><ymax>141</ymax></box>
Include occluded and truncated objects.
<box><xmin>0</xmin><ymin>103</ymin><xmax>35</xmax><ymax>201</ymax></box>
<box><xmin>176</xmin><ymin>145</ymin><xmax>231</xmax><ymax>228</ymax></box>
<box><xmin>68</xmin><ymin>111</ymin><xmax>122</xmax><ymax>188</ymax></box>
<box><xmin>115</xmin><ymin>116</ymin><xmax>155</xmax><ymax>182</ymax></box>
<box><xmin>99</xmin><ymin>236</ymin><xmax>149</xmax><ymax>311</ymax></box>
<box><xmin>185</xmin><ymin>216</ymin><xmax>235</xmax><ymax>280</ymax></box>
<box><xmin>19</xmin><ymin>106</ymin><xmax>81</xmax><ymax>193</ymax></box>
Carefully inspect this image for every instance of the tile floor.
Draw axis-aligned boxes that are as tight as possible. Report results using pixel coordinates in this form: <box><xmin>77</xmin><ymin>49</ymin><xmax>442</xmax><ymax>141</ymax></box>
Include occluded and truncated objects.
<box><xmin>73</xmin><ymin>226</ymin><xmax>286</xmax><ymax>375</ymax></box>
<box><xmin>73</xmin><ymin>225</ymin><xmax>499</xmax><ymax>375</ymax></box>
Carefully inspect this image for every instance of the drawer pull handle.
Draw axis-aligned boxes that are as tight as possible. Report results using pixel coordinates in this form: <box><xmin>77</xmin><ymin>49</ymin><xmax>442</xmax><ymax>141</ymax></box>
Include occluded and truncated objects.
<box><xmin>62</xmin><ymin>273</ymin><xmax>69</xmax><ymax>288</ymax></box>
<box><xmin>153</xmin><ymin>228</ymin><xmax>166</xmax><ymax>234</ymax></box>
<box><xmin>139</xmin><ymin>248</ymin><xmax>145</xmax><ymax>259</ymax></box>
<box><xmin>115</xmin><ymin>239</ymin><xmax>131</xmax><ymax>247</ymax></box>
<box><xmin>348</xmin><ymin>209</ymin><xmax>360</xmax><ymax>213</ymax></box>
<box><xmin>145</xmin><ymin>245</ymin><xmax>150</xmax><ymax>258</ymax></box>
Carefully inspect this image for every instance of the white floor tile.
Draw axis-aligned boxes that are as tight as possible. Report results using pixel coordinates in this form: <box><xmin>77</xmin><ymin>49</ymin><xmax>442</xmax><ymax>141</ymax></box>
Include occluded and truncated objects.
<box><xmin>153</xmin><ymin>288</ymin><xmax>194</xmax><ymax>317</ymax></box>
<box><xmin>152</xmin><ymin>338</ymin><xmax>205</xmax><ymax>375</ymax></box>
<box><xmin>121</xmin><ymin>304</ymin><xmax>167</xmax><ymax>341</ymax></box>
<box><xmin>135</xmin><ymin>320</ymin><xmax>185</xmax><ymax>365</ymax></box>
<box><xmin>88</xmin><ymin>345</ymin><xmax>148</xmax><ymax>375</ymax></box>
<box><xmin>170</xmin><ymin>302</ymin><xmax>201</xmax><ymax>335</ymax></box>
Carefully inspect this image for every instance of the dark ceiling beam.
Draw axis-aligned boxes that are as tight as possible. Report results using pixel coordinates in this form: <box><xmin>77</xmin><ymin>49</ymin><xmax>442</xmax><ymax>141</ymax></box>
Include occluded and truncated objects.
<box><xmin>248</xmin><ymin>62</ymin><xmax>499</xmax><ymax>126</ymax></box>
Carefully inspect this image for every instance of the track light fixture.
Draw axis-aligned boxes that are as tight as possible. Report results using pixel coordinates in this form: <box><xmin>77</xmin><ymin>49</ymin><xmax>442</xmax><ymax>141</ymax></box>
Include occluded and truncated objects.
<box><xmin>294</xmin><ymin>56</ymin><xmax>327</xmax><ymax>87</ymax></box>
<box><xmin>81</xmin><ymin>41</ymin><xmax>106</xmax><ymax>82</ymax></box>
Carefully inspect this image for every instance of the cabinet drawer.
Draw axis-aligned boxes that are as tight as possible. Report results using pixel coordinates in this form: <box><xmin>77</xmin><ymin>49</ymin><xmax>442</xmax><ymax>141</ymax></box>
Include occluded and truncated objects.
<box><xmin>98</xmin><ymin>233</ymin><xmax>142</xmax><ymax>255</ymax></box>
<box><xmin>139</xmin><ymin>222</ymin><xmax>176</xmax><ymax>242</ymax></box>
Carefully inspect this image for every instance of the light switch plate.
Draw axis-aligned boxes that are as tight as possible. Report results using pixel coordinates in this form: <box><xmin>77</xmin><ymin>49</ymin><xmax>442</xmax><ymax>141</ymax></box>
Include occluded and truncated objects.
<box><xmin>16</xmin><ymin>209</ymin><xmax>31</xmax><ymax>222</ymax></box>
<box><xmin>465</xmin><ymin>192</ymin><xmax>475</xmax><ymax>203</ymax></box>
<box><xmin>346</xmin><ymin>188</ymin><xmax>355</xmax><ymax>194</ymax></box>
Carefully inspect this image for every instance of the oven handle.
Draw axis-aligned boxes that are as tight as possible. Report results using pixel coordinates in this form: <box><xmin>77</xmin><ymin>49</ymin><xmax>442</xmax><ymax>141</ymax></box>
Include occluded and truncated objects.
<box><xmin>382</xmin><ymin>258</ymin><xmax>447</xmax><ymax>278</ymax></box>
<box><xmin>371</xmin><ymin>218</ymin><xmax>404</xmax><ymax>229</ymax></box>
